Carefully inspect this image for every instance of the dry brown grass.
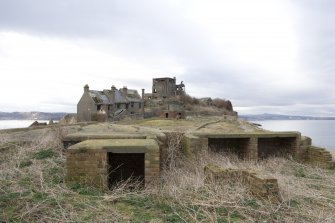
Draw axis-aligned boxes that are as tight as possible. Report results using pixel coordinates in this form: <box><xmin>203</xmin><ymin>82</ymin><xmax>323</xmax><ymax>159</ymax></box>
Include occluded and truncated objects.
<box><xmin>1</xmin><ymin>127</ymin><xmax>335</xmax><ymax>222</ymax></box>
<box><xmin>0</xmin><ymin>128</ymin><xmax>125</xmax><ymax>222</ymax></box>
<box><xmin>148</xmin><ymin>147</ymin><xmax>335</xmax><ymax>222</ymax></box>
<box><xmin>162</xmin><ymin>130</ymin><xmax>185</xmax><ymax>170</ymax></box>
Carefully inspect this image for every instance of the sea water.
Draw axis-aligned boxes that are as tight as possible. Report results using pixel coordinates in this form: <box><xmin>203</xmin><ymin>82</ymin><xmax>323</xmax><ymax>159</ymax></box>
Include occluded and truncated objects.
<box><xmin>256</xmin><ymin>120</ymin><xmax>335</xmax><ymax>151</ymax></box>
<box><xmin>0</xmin><ymin>120</ymin><xmax>49</xmax><ymax>130</ymax></box>
<box><xmin>1</xmin><ymin>119</ymin><xmax>334</xmax><ymax>151</ymax></box>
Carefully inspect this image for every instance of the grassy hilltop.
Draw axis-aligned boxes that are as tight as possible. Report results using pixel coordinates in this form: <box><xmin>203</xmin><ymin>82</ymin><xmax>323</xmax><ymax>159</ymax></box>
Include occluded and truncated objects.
<box><xmin>1</xmin><ymin>119</ymin><xmax>335</xmax><ymax>222</ymax></box>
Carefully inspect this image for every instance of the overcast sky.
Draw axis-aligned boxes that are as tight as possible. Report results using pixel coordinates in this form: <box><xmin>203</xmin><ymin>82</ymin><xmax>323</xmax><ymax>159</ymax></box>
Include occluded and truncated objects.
<box><xmin>0</xmin><ymin>0</ymin><xmax>334</xmax><ymax>116</ymax></box>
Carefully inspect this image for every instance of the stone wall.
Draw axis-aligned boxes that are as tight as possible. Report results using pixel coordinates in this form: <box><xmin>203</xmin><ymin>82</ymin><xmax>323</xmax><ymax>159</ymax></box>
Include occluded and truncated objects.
<box><xmin>159</xmin><ymin>110</ymin><xmax>185</xmax><ymax>119</ymax></box>
<box><xmin>299</xmin><ymin>136</ymin><xmax>312</xmax><ymax>161</ymax></box>
<box><xmin>145</xmin><ymin>151</ymin><xmax>160</xmax><ymax>184</ymax></box>
<box><xmin>77</xmin><ymin>89</ymin><xmax>97</xmax><ymax>122</ymax></box>
<box><xmin>185</xmin><ymin>112</ymin><xmax>238</xmax><ymax>118</ymax></box>
<box><xmin>205</xmin><ymin>164</ymin><xmax>279</xmax><ymax>201</ymax></box>
<box><xmin>182</xmin><ymin>134</ymin><xmax>208</xmax><ymax>157</ymax></box>
<box><xmin>246</xmin><ymin>137</ymin><xmax>258</xmax><ymax>160</ymax></box>
<box><xmin>304</xmin><ymin>146</ymin><xmax>335</xmax><ymax>169</ymax></box>
<box><xmin>152</xmin><ymin>78</ymin><xmax>176</xmax><ymax>99</ymax></box>
<box><xmin>66</xmin><ymin>150</ymin><xmax>108</xmax><ymax>189</ymax></box>
<box><xmin>186</xmin><ymin>133</ymin><xmax>301</xmax><ymax>161</ymax></box>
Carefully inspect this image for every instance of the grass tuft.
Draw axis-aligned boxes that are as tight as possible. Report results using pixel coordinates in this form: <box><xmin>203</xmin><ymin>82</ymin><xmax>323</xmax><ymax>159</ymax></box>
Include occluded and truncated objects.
<box><xmin>32</xmin><ymin>148</ymin><xmax>55</xmax><ymax>159</ymax></box>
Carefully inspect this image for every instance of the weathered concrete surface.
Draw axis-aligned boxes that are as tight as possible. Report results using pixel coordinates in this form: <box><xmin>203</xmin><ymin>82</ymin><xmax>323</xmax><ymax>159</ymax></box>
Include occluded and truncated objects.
<box><xmin>68</xmin><ymin>139</ymin><xmax>159</xmax><ymax>152</ymax></box>
<box><xmin>205</xmin><ymin>164</ymin><xmax>280</xmax><ymax>201</ymax></box>
<box><xmin>63</xmin><ymin>123</ymin><xmax>166</xmax><ymax>148</ymax></box>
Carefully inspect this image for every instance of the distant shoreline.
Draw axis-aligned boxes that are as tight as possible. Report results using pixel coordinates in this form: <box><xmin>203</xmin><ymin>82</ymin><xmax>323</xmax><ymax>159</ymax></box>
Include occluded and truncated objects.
<box><xmin>239</xmin><ymin>113</ymin><xmax>335</xmax><ymax>121</ymax></box>
<box><xmin>0</xmin><ymin>111</ymin><xmax>73</xmax><ymax>121</ymax></box>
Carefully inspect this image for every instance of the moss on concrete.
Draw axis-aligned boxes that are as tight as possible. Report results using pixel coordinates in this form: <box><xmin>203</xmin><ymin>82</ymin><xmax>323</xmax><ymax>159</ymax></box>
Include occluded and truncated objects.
<box><xmin>68</xmin><ymin>139</ymin><xmax>159</xmax><ymax>153</ymax></box>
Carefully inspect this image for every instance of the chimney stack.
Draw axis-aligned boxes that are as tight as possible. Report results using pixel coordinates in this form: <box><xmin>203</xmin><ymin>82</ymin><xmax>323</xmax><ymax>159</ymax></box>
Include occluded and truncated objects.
<box><xmin>84</xmin><ymin>84</ymin><xmax>89</xmax><ymax>93</ymax></box>
<box><xmin>110</xmin><ymin>85</ymin><xmax>116</xmax><ymax>103</ymax></box>
<box><xmin>142</xmin><ymin>89</ymin><xmax>145</xmax><ymax>99</ymax></box>
<box><xmin>122</xmin><ymin>86</ymin><xmax>128</xmax><ymax>96</ymax></box>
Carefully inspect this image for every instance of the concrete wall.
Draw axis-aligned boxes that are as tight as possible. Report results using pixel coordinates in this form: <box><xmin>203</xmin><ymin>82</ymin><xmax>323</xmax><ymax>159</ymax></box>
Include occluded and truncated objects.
<box><xmin>205</xmin><ymin>164</ymin><xmax>279</xmax><ymax>201</ymax></box>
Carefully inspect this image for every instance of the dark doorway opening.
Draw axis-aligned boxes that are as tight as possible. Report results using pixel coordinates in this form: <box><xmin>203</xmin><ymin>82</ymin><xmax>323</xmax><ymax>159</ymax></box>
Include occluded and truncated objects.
<box><xmin>165</xmin><ymin>113</ymin><xmax>169</xmax><ymax>118</ymax></box>
<box><xmin>208</xmin><ymin>138</ymin><xmax>249</xmax><ymax>159</ymax></box>
<box><xmin>258</xmin><ymin>137</ymin><xmax>296</xmax><ymax>159</ymax></box>
<box><xmin>108</xmin><ymin>153</ymin><xmax>145</xmax><ymax>188</ymax></box>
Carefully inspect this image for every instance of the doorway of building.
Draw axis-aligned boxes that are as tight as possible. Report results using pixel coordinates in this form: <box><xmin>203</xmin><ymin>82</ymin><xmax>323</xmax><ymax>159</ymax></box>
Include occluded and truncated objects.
<box><xmin>108</xmin><ymin>153</ymin><xmax>145</xmax><ymax>188</ymax></box>
<box><xmin>208</xmin><ymin>138</ymin><xmax>249</xmax><ymax>159</ymax></box>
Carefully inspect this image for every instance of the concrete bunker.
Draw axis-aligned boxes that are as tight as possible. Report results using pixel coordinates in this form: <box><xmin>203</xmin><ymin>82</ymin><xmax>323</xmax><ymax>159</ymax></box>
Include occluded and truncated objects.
<box><xmin>185</xmin><ymin>132</ymin><xmax>300</xmax><ymax>160</ymax></box>
<box><xmin>208</xmin><ymin>138</ymin><xmax>250</xmax><ymax>158</ymax></box>
<box><xmin>66</xmin><ymin>139</ymin><xmax>160</xmax><ymax>189</ymax></box>
<box><xmin>258</xmin><ymin>137</ymin><xmax>297</xmax><ymax>159</ymax></box>
<box><xmin>108</xmin><ymin>153</ymin><xmax>145</xmax><ymax>188</ymax></box>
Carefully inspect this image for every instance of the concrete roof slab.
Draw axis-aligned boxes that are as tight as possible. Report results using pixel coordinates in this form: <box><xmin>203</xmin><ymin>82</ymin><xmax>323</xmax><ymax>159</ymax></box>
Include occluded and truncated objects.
<box><xmin>67</xmin><ymin>139</ymin><xmax>159</xmax><ymax>153</ymax></box>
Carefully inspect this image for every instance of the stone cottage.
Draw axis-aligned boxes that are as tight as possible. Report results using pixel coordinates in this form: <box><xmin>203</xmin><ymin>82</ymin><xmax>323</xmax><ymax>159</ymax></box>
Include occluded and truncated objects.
<box><xmin>77</xmin><ymin>84</ymin><xmax>144</xmax><ymax>122</ymax></box>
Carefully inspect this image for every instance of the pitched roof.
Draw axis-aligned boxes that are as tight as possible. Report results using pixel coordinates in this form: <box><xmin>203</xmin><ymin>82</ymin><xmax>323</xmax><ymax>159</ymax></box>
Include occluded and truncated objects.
<box><xmin>88</xmin><ymin>88</ymin><xmax>142</xmax><ymax>104</ymax></box>
<box><xmin>89</xmin><ymin>91</ymin><xmax>110</xmax><ymax>104</ymax></box>
<box><xmin>115</xmin><ymin>90</ymin><xmax>127</xmax><ymax>103</ymax></box>
<box><xmin>126</xmin><ymin>89</ymin><xmax>142</xmax><ymax>102</ymax></box>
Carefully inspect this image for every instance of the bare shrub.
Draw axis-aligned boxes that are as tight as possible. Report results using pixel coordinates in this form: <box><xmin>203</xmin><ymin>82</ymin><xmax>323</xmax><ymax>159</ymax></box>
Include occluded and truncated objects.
<box><xmin>0</xmin><ymin>132</ymin><xmax>10</xmax><ymax>145</ymax></box>
<box><xmin>2</xmin><ymin>126</ymin><xmax>335</xmax><ymax>222</ymax></box>
<box><xmin>150</xmin><ymin>150</ymin><xmax>335</xmax><ymax>222</ymax></box>
<box><xmin>53</xmin><ymin>126</ymin><xmax>69</xmax><ymax>143</ymax></box>
<box><xmin>179</xmin><ymin>94</ymin><xmax>200</xmax><ymax>105</ymax></box>
<box><xmin>163</xmin><ymin>129</ymin><xmax>185</xmax><ymax>170</ymax></box>
<box><xmin>31</xmin><ymin>128</ymin><xmax>65</xmax><ymax>153</ymax></box>
<box><xmin>0</xmin><ymin>128</ymin><xmax>124</xmax><ymax>222</ymax></box>
<box><xmin>213</xmin><ymin>98</ymin><xmax>233</xmax><ymax>111</ymax></box>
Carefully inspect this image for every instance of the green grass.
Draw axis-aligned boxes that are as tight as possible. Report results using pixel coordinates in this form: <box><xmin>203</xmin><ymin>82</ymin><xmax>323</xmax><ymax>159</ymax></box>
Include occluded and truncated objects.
<box><xmin>69</xmin><ymin>183</ymin><xmax>103</xmax><ymax>196</ymax></box>
<box><xmin>18</xmin><ymin>159</ymin><xmax>33</xmax><ymax>168</ymax></box>
<box><xmin>294</xmin><ymin>167</ymin><xmax>306</xmax><ymax>177</ymax></box>
<box><xmin>32</xmin><ymin>148</ymin><xmax>55</xmax><ymax>159</ymax></box>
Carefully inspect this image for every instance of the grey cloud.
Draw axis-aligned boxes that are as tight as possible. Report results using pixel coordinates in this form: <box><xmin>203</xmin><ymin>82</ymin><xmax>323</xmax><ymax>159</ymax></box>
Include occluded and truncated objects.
<box><xmin>292</xmin><ymin>1</ymin><xmax>335</xmax><ymax>82</ymax></box>
<box><xmin>0</xmin><ymin>0</ymin><xmax>335</xmax><ymax>115</ymax></box>
<box><xmin>0</xmin><ymin>0</ymin><xmax>216</xmax><ymax>60</ymax></box>
<box><xmin>0</xmin><ymin>0</ymin><xmax>118</xmax><ymax>36</ymax></box>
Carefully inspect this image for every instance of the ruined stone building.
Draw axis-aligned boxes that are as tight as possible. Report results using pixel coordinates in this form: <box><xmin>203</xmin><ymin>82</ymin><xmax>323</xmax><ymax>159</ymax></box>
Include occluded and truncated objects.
<box><xmin>77</xmin><ymin>84</ymin><xmax>144</xmax><ymax>122</ymax></box>
<box><xmin>77</xmin><ymin>77</ymin><xmax>186</xmax><ymax>122</ymax></box>
<box><xmin>142</xmin><ymin>77</ymin><xmax>186</xmax><ymax>119</ymax></box>
<box><xmin>144</xmin><ymin>77</ymin><xmax>185</xmax><ymax>100</ymax></box>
